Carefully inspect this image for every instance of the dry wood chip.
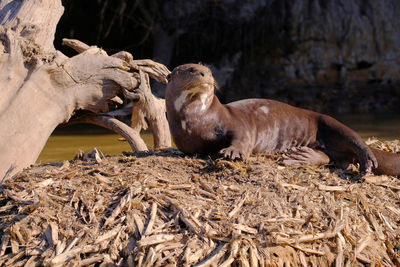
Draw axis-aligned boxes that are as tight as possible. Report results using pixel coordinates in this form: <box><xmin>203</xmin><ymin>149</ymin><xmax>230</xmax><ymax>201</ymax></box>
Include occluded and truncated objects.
<box><xmin>36</xmin><ymin>178</ymin><xmax>54</xmax><ymax>188</ymax></box>
<box><xmin>317</xmin><ymin>184</ymin><xmax>346</xmax><ymax>192</ymax></box>
<box><xmin>45</xmin><ymin>222</ymin><xmax>59</xmax><ymax>247</ymax></box>
<box><xmin>167</xmin><ymin>184</ymin><xmax>192</xmax><ymax>190</ymax></box>
<box><xmin>50</xmin><ymin>247</ymin><xmax>83</xmax><ymax>265</ymax></box>
<box><xmin>232</xmin><ymin>223</ymin><xmax>258</xmax><ymax>235</ymax></box>
<box><xmin>341</xmin><ymin>229</ymin><xmax>357</xmax><ymax>247</ymax></box>
<box><xmin>137</xmin><ymin>234</ymin><xmax>175</xmax><ymax>247</ymax></box>
<box><xmin>93</xmin><ymin>172</ymin><xmax>112</xmax><ymax>184</ymax></box>
<box><xmin>103</xmin><ymin>189</ymin><xmax>133</xmax><ymax>227</ymax></box>
<box><xmin>378</xmin><ymin>212</ymin><xmax>395</xmax><ymax>231</ymax></box>
<box><xmin>356</xmin><ymin>253</ymin><xmax>371</xmax><ymax>264</ymax></box>
<box><xmin>55</xmin><ymin>238</ymin><xmax>66</xmax><ymax>256</ymax></box>
<box><xmin>80</xmin><ymin>255</ymin><xmax>104</xmax><ymax>266</ymax></box>
<box><xmin>179</xmin><ymin>212</ymin><xmax>199</xmax><ymax>234</ymax></box>
<box><xmin>10</xmin><ymin>224</ymin><xmax>24</xmax><ymax>244</ymax></box>
<box><xmin>386</xmin><ymin>205</ymin><xmax>400</xmax><ymax>217</ymax></box>
<box><xmin>219</xmin><ymin>256</ymin><xmax>235</xmax><ymax>267</ymax></box>
<box><xmin>136</xmin><ymin>251</ymin><xmax>145</xmax><ymax>267</ymax></box>
<box><xmin>46</xmin><ymin>193</ymin><xmax>68</xmax><ymax>202</ymax></box>
<box><xmin>194</xmin><ymin>242</ymin><xmax>227</xmax><ymax>267</ymax></box>
<box><xmin>59</xmin><ymin>160</ymin><xmax>70</xmax><ymax>170</ymax></box>
<box><xmin>378</xmin><ymin>183</ymin><xmax>400</xmax><ymax>190</ymax></box>
<box><xmin>40</xmin><ymin>246</ymin><xmax>56</xmax><ymax>262</ymax></box>
<box><xmin>156</xmin><ymin>242</ymin><xmax>183</xmax><ymax>252</ymax></box>
<box><xmin>143</xmin><ymin>246</ymin><xmax>158</xmax><ymax>267</ymax></box>
<box><xmin>363</xmin><ymin>174</ymin><xmax>389</xmax><ymax>184</ymax></box>
<box><xmin>335</xmin><ymin>251</ymin><xmax>344</xmax><ymax>267</ymax></box>
<box><xmin>299</xmin><ymin>251</ymin><xmax>307</xmax><ymax>267</ymax></box>
<box><xmin>95</xmin><ymin>226</ymin><xmax>124</xmax><ymax>244</ymax></box>
<box><xmin>142</xmin><ymin>201</ymin><xmax>158</xmax><ymax>236</ymax></box>
<box><xmin>10</xmin><ymin>238</ymin><xmax>19</xmax><ymax>254</ymax></box>
<box><xmin>155</xmin><ymin>250</ymin><xmax>177</xmax><ymax>266</ymax></box>
<box><xmin>238</xmin><ymin>245</ymin><xmax>251</xmax><ymax>267</ymax></box>
<box><xmin>109</xmin><ymin>227</ymin><xmax>124</xmax><ymax>261</ymax></box>
<box><xmin>0</xmin><ymin>235</ymin><xmax>9</xmax><ymax>256</ymax></box>
<box><xmin>188</xmin><ymin>213</ymin><xmax>205</xmax><ymax>232</ymax></box>
<box><xmin>63</xmin><ymin>230</ymin><xmax>84</xmax><ymax>254</ymax></box>
<box><xmin>147</xmin><ymin>193</ymin><xmax>168</xmax><ymax>207</ymax></box>
<box><xmin>198</xmin><ymin>180</ymin><xmax>215</xmax><ymax>194</ymax></box>
<box><xmin>0</xmin><ymin>204</ymin><xmax>14</xmax><ymax>213</ymax></box>
<box><xmin>26</xmin><ymin>239</ymin><xmax>46</xmax><ymax>256</ymax></box>
<box><xmin>195</xmin><ymin>188</ymin><xmax>217</xmax><ymax>199</ymax></box>
<box><xmin>336</xmin><ymin>232</ymin><xmax>346</xmax><ymax>249</ymax></box>
<box><xmin>249</xmin><ymin>244</ymin><xmax>260</xmax><ymax>267</ymax></box>
<box><xmin>275</xmin><ymin>225</ymin><xmax>343</xmax><ymax>245</ymax></box>
<box><xmin>228</xmin><ymin>191</ymin><xmax>247</xmax><ymax>218</ymax></box>
<box><xmin>367</xmin><ymin>213</ymin><xmax>385</xmax><ymax>240</ymax></box>
<box><xmin>286</xmin><ymin>242</ymin><xmax>325</xmax><ymax>256</ymax></box>
<box><xmin>355</xmin><ymin>235</ymin><xmax>372</xmax><ymax>255</ymax></box>
<box><xmin>4</xmin><ymin>251</ymin><xmax>24</xmax><ymax>266</ymax></box>
<box><xmin>184</xmin><ymin>239</ymin><xmax>205</xmax><ymax>265</ymax></box>
<box><xmin>133</xmin><ymin>213</ymin><xmax>145</xmax><ymax>238</ymax></box>
<box><xmin>264</xmin><ymin>217</ymin><xmax>306</xmax><ymax>224</ymax></box>
<box><xmin>280</xmin><ymin>182</ymin><xmax>307</xmax><ymax>190</ymax></box>
<box><xmin>24</xmin><ymin>255</ymin><xmax>41</xmax><ymax>267</ymax></box>
<box><xmin>166</xmin><ymin>197</ymin><xmax>206</xmax><ymax>234</ymax></box>
<box><xmin>4</xmin><ymin>189</ymin><xmax>30</xmax><ymax>203</ymax></box>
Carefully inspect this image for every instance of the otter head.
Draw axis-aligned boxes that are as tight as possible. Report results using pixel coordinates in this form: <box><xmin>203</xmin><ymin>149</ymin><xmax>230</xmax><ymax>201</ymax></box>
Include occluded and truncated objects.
<box><xmin>166</xmin><ymin>64</ymin><xmax>216</xmax><ymax>113</ymax></box>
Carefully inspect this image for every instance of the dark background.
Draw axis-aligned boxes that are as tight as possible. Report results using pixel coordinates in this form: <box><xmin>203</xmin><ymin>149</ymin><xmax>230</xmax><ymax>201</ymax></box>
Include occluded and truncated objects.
<box><xmin>56</xmin><ymin>0</ymin><xmax>400</xmax><ymax>114</ymax></box>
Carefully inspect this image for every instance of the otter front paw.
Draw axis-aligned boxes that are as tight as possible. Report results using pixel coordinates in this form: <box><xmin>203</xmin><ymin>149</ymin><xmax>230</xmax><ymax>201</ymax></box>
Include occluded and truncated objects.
<box><xmin>360</xmin><ymin>154</ymin><xmax>377</xmax><ymax>175</ymax></box>
<box><xmin>219</xmin><ymin>146</ymin><xmax>245</xmax><ymax>160</ymax></box>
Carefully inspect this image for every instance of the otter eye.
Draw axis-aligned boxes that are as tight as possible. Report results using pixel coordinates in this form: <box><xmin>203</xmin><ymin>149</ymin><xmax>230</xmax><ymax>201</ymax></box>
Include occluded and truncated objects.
<box><xmin>200</xmin><ymin>72</ymin><xmax>205</xmax><ymax>77</ymax></box>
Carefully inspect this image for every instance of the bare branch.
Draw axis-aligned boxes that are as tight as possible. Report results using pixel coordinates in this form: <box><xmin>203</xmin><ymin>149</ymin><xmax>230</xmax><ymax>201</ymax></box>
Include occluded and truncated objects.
<box><xmin>70</xmin><ymin>114</ymin><xmax>148</xmax><ymax>152</ymax></box>
<box><xmin>62</xmin><ymin>38</ymin><xmax>91</xmax><ymax>54</ymax></box>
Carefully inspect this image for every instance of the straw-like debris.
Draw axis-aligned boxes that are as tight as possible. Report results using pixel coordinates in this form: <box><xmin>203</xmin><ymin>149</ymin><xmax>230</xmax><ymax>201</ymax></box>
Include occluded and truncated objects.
<box><xmin>0</xmin><ymin>139</ymin><xmax>399</xmax><ymax>266</ymax></box>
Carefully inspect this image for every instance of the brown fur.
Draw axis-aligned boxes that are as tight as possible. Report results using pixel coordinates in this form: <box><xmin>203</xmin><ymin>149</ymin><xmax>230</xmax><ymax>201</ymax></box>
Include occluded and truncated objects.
<box><xmin>165</xmin><ymin>64</ymin><xmax>400</xmax><ymax>176</ymax></box>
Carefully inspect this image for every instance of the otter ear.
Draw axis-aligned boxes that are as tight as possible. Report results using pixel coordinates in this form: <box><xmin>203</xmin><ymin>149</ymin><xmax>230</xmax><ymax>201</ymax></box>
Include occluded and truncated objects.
<box><xmin>166</xmin><ymin>74</ymin><xmax>171</xmax><ymax>82</ymax></box>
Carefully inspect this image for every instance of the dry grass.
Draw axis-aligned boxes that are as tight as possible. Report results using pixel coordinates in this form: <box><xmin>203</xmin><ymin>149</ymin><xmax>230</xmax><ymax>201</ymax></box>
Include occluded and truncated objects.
<box><xmin>0</xmin><ymin>139</ymin><xmax>399</xmax><ymax>266</ymax></box>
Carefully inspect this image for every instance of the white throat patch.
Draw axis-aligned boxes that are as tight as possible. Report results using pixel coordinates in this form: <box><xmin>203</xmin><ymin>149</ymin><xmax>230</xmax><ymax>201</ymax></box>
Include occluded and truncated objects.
<box><xmin>174</xmin><ymin>85</ymin><xmax>211</xmax><ymax>112</ymax></box>
<box><xmin>199</xmin><ymin>93</ymin><xmax>208</xmax><ymax>111</ymax></box>
<box><xmin>174</xmin><ymin>90</ymin><xmax>190</xmax><ymax>112</ymax></box>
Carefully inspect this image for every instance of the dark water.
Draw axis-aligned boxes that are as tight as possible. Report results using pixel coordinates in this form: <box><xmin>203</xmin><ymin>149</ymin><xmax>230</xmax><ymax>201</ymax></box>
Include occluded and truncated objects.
<box><xmin>37</xmin><ymin>114</ymin><xmax>400</xmax><ymax>163</ymax></box>
<box><xmin>333</xmin><ymin>113</ymin><xmax>400</xmax><ymax>140</ymax></box>
<box><xmin>37</xmin><ymin>125</ymin><xmax>154</xmax><ymax>164</ymax></box>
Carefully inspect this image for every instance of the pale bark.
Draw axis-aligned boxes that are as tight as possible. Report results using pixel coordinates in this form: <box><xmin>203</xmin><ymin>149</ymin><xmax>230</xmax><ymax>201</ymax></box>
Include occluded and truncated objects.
<box><xmin>69</xmin><ymin>114</ymin><xmax>148</xmax><ymax>152</ymax></box>
<box><xmin>0</xmin><ymin>0</ymin><xmax>171</xmax><ymax>182</ymax></box>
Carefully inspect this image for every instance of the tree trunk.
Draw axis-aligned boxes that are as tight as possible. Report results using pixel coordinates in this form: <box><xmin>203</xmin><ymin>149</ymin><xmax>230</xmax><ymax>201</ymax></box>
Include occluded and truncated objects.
<box><xmin>0</xmin><ymin>0</ymin><xmax>171</xmax><ymax>182</ymax></box>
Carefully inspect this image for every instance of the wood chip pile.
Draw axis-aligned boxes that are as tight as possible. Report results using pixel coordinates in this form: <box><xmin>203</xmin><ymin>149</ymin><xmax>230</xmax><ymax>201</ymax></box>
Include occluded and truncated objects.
<box><xmin>0</xmin><ymin>139</ymin><xmax>399</xmax><ymax>266</ymax></box>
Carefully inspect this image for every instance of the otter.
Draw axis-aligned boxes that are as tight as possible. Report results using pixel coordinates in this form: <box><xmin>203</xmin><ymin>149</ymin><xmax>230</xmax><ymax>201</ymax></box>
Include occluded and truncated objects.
<box><xmin>165</xmin><ymin>63</ymin><xmax>400</xmax><ymax>176</ymax></box>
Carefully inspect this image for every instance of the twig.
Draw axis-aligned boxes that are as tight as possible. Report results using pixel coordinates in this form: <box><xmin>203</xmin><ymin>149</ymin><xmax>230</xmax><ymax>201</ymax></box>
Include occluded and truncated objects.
<box><xmin>194</xmin><ymin>243</ymin><xmax>227</xmax><ymax>267</ymax></box>
<box><xmin>142</xmin><ymin>202</ymin><xmax>158</xmax><ymax>236</ymax></box>
<box><xmin>228</xmin><ymin>191</ymin><xmax>247</xmax><ymax>218</ymax></box>
<box><xmin>137</xmin><ymin>234</ymin><xmax>175</xmax><ymax>247</ymax></box>
<box><xmin>104</xmin><ymin>189</ymin><xmax>133</xmax><ymax>227</ymax></box>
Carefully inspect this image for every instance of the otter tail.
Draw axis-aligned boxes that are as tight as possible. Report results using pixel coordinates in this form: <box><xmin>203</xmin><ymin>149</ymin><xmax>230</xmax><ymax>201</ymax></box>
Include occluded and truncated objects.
<box><xmin>370</xmin><ymin>147</ymin><xmax>400</xmax><ymax>176</ymax></box>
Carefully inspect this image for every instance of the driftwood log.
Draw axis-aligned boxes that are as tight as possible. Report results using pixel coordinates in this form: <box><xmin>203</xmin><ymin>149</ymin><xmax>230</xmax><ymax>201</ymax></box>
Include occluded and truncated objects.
<box><xmin>0</xmin><ymin>0</ymin><xmax>171</xmax><ymax>182</ymax></box>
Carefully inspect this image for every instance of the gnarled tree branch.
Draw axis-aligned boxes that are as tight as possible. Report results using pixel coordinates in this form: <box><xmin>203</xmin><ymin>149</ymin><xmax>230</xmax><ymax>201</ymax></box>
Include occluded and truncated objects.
<box><xmin>0</xmin><ymin>0</ymin><xmax>171</xmax><ymax>182</ymax></box>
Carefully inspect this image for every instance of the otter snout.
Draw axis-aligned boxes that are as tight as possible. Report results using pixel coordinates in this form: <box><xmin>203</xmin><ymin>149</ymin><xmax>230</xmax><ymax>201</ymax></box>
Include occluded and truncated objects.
<box><xmin>187</xmin><ymin>67</ymin><xmax>205</xmax><ymax>77</ymax></box>
<box><xmin>169</xmin><ymin>64</ymin><xmax>213</xmax><ymax>86</ymax></box>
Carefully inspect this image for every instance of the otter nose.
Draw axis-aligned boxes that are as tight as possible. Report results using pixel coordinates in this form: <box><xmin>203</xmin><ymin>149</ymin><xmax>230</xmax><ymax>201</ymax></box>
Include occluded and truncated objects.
<box><xmin>188</xmin><ymin>67</ymin><xmax>205</xmax><ymax>77</ymax></box>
